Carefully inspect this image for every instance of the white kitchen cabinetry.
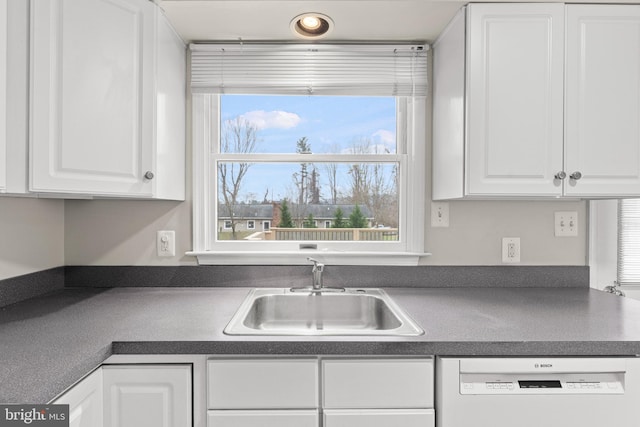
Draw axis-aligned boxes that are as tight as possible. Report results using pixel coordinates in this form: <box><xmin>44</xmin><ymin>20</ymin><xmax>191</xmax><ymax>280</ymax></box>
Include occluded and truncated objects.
<box><xmin>0</xmin><ymin>0</ymin><xmax>6</xmax><ymax>193</ymax></box>
<box><xmin>102</xmin><ymin>365</ymin><xmax>192</xmax><ymax>427</ymax></box>
<box><xmin>0</xmin><ymin>0</ymin><xmax>29</xmax><ymax>194</ymax></box>
<box><xmin>433</xmin><ymin>3</ymin><xmax>564</xmax><ymax>199</ymax></box>
<box><xmin>564</xmin><ymin>5</ymin><xmax>640</xmax><ymax>197</ymax></box>
<box><xmin>322</xmin><ymin>358</ymin><xmax>434</xmax><ymax>427</ymax></box>
<box><xmin>433</xmin><ymin>3</ymin><xmax>640</xmax><ymax>199</ymax></box>
<box><xmin>207</xmin><ymin>358</ymin><xmax>319</xmax><ymax>427</ymax></box>
<box><xmin>30</xmin><ymin>0</ymin><xmax>185</xmax><ymax>200</ymax></box>
<box><xmin>324</xmin><ymin>409</ymin><xmax>435</xmax><ymax>427</ymax></box>
<box><xmin>53</xmin><ymin>368</ymin><xmax>104</xmax><ymax>427</ymax></box>
<box><xmin>53</xmin><ymin>364</ymin><xmax>192</xmax><ymax>427</ymax></box>
<box><xmin>207</xmin><ymin>410</ymin><xmax>319</xmax><ymax>427</ymax></box>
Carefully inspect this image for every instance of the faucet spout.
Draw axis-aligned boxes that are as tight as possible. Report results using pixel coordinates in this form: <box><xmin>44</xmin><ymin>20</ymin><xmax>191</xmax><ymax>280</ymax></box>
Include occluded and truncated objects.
<box><xmin>307</xmin><ymin>257</ymin><xmax>324</xmax><ymax>290</ymax></box>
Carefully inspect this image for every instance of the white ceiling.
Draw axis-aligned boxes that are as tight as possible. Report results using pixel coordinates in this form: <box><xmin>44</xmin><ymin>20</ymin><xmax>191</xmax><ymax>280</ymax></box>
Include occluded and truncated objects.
<box><xmin>160</xmin><ymin>0</ymin><xmax>640</xmax><ymax>44</ymax></box>
<box><xmin>159</xmin><ymin>0</ymin><xmax>467</xmax><ymax>43</ymax></box>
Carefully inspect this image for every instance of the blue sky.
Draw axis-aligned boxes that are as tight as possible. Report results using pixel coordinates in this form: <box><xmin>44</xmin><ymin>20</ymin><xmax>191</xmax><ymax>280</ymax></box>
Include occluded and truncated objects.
<box><xmin>221</xmin><ymin>95</ymin><xmax>396</xmax><ymax>154</ymax></box>
<box><xmin>219</xmin><ymin>95</ymin><xmax>397</xmax><ymax>202</ymax></box>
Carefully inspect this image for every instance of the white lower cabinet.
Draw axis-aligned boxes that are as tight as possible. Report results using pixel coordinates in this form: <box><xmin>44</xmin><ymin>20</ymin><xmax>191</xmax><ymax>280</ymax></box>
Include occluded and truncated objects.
<box><xmin>206</xmin><ymin>357</ymin><xmax>434</xmax><ymax>427</ymax></box>
<box><xmin>324</xmin><ymin>409</ymin><xmax>435</xmax><ymax>427</ymax></box>
<box><xmin>53</xmin><ymin>364</ymin><xmax>192</xmax><ymax>427</ymax></box>
<box><xmin>207</xmin><ymin>410</ymin><xmax>318</xmax><ymax>427</ymax></box>
<box><xmin>53</xmin><ymin>368</ymin><xmax>103</xmax><ymax>427</ymax></box>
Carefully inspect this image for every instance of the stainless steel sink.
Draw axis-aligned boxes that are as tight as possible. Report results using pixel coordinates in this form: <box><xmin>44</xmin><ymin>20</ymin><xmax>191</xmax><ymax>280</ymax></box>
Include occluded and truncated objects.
<box><xmin>224</xmin><ymin>288</ymin><xmax>424</xmax><ymax>336</ymax></box>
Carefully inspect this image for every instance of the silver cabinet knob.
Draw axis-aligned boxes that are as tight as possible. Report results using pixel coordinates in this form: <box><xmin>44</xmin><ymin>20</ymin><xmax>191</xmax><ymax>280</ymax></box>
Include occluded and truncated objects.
<box><xmin>554</xmin><ymin>171</ymin><xmax>567</xmax><ymax>180</ymax></box>
<box><xmin>144</xmin><ymin>171</ymin><xmax>155</xmax><ymax>180</ymax></box>
<box><xmin>570</xmin><ymin>171</ymin><xmax>582</xmax><ymax>180</ymax></box>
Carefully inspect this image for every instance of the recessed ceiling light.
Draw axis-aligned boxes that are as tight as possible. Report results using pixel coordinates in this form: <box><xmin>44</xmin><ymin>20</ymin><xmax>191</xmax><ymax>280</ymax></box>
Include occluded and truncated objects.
<box><xmin>291</xmin><ymin>13</ymin><xmax>334</xmax><ymax>39</ymax></box>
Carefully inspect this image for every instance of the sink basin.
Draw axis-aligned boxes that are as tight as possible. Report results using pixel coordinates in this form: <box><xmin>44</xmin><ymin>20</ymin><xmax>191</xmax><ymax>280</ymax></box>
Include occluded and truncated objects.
<box><xmin>224</xmin><ymin>288</ymin><xmax>424</xmax><ymax>336</ymax></box>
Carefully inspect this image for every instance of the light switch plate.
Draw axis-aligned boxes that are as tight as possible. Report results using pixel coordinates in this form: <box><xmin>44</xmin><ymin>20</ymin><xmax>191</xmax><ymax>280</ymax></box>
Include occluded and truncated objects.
<box><xmin>554</xmin><ymin>211</ymin><xmax>578</xmax><ymax>237</ymax></box>
<box><xmin>431</xmin><ymin>202</ymin><xmax>450</xmax><ymax>227</ymax></box>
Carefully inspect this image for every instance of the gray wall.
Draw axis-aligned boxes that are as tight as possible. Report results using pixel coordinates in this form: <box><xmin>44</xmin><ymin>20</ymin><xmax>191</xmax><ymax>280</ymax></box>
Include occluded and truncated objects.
<box><xmin>1</xmin><ymin>49</ymin><xmax>588</xmax><ymax>280</ymax></box>
<box><xmin>0</xmin><ymin>198</ymin><xmax>65</xmax><ymax>280</ymax></box>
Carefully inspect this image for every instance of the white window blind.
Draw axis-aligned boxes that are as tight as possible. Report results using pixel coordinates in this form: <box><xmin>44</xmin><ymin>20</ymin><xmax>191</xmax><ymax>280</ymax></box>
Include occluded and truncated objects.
<box><xmin>190</xmin><ymin>43</ymin><xmax>428</xmax><ymax>96</ymax></box>
<box><xmin>618</xmin><ymin>199</ymin><xmax>640</xmax><ymax>284</ymax></box>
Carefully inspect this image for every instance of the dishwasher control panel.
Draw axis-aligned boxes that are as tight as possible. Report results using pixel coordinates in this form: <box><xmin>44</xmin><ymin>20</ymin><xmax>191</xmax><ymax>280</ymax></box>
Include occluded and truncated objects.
<box><xmin>460</xmin><ymin>374</ymin><xmax>625</xmax><ymax>395</ymax></box>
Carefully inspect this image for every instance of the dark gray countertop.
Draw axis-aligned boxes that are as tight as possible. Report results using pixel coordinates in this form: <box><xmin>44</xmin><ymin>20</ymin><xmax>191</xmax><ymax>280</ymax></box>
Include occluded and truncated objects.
<box><xmin>1</xmin><ymin>286</ymin><xmax>640</xmax><ymax>403</ymax></box>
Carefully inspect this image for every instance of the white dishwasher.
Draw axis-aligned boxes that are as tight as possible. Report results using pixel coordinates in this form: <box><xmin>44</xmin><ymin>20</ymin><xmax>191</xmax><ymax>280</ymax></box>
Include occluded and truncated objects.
<box><xmin>437</xmin><ymin>357</ymin><xmax>640</xmax><ymax>427</ymax></box>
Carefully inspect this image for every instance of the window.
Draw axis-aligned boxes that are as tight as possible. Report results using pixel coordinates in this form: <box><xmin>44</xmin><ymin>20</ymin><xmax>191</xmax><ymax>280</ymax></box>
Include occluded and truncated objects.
<box><xmin>247</xmin><ymin>220</ymin><xmax>255</xmax><ymax>230</ymax></box>
<box><xmin>189</xmin><ymin>43</ymin><xmax>427</xmax><ymax>265</ymax></box>
<box><xmin>618</xmin><ymin>199</ymin><xmax>640</xmax><ymax>285</ymax></box>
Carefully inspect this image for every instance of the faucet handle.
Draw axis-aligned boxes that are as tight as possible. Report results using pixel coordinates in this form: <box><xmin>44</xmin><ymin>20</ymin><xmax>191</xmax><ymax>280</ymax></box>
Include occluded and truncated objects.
<box><xmin>307</xmin><ymin>257</ymin><xmax>324</xmax><ymax>271</ymax></box>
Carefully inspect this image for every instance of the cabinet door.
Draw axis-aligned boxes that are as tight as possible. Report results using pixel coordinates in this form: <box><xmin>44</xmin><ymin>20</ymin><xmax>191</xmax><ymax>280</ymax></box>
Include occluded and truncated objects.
<box><xmin>324</xmin><ymin>409</ymin><xmax>435</xmax><ymax>427</ymax></box>
<box><xmin>102</xmin><ymin>365</ymin><xmax>191</xmax><ymax>427</ymax></box>
<box><xmin>207</xmin><ymin>358</ymin><xmax>318</xmax><ymax>409</ymax></box>
<box><xmin>322</xmin><ymin>358</ymin><xmax>433</xmax><ymax>409</ymax></box>
<box><xmin>30</xmin><ymin>0</ymin><xmax>155</xmax><ymax>196</ymax></box>
<box><xmin>466</xmin><ymin>3</ymin><xmax>564</xmax><ymax>196</ymax></box>
<box><xmin>53</xmin><ymin>369</ymin><xmax>103</xmax><ymax>427</ymax></box>
<box><xmin>0</xmin><ymin>0</ymin><xmax>6</xmax><ymax>192</ymax></box>
<box><xmin>207</xmin><ymin>410</ymin><xmax>318</xmax><ymax>427</ymax></box>
<box><xmin>565</xmin><ymin>5</ymin><xmax>640</xmax><ymax>197</ymax></box>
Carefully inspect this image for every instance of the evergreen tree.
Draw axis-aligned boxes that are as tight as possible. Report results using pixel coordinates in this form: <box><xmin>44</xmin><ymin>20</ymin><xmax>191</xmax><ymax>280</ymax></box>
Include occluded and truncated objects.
<box><xmin>303</xmin><ymin>214</ymin><xmax>317</xmax><ymax>228</ymax></box>
<box><xmin>332</xmin><ymin>207</ymin><xmax>347</xmax><ymax>228</ymax></box>
<box><xmin>348</xmin><ymin>204</ymin><xmax>368</xmax><ymax>228</ymax></box>
<box><xmin>279</xmin><ymin>199</ymin><xmax>294</xmax><ymax>228</ymax></box>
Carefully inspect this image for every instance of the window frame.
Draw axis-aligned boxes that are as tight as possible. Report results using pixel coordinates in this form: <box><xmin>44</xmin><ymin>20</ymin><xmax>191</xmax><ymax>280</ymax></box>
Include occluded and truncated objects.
<box><xmin>189</xmin><ymin>96</ymin><xmax>427</xmax><ymax>265</ymax></box>
<box><xmin>247</xmin><ymin>220</ymin><xmax>255</xmax><ymax>230</ymax></box>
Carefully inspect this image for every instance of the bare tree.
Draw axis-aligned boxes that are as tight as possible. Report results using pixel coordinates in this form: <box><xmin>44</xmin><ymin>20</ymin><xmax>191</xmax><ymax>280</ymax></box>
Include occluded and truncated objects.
<box><xmin>218</xmin><ymin>117</ymin><xmax>258</xmax><ymax>239</ymax></box>
<box><xmin>293</xmin><ymin>137</ymin><xmax>311</xmax><ymax>205</ymax></box>
<box><xmin>347</xmin><ymin>137</ymin><xmax>397</xmax><ymax>226</ymax></box>
<box><xmin>324</xmin><ymin>162</ymin><xmax>339</xmax><ymax>204</ymax></box>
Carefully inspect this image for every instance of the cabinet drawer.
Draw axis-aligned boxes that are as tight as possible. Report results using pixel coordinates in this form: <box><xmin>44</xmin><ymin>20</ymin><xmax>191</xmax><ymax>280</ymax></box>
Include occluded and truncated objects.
<box><xmin>207</xmin><ymin>358</ymin><xmax>318</xmax><ymax>409</ymax></box>
<box><xmin>322</xmin><ymin>358</ymin><xmax>433</xmax><ymax>408</ymax></box>
<box><xmin>207</xmin><ymin>410</ymin><xmax>318</xmax><ymax>427</ymax></box>
<box><xmin>324</xmin><ymin>409</ymin><xmax>435</xmax><ymax>427</ymax></box>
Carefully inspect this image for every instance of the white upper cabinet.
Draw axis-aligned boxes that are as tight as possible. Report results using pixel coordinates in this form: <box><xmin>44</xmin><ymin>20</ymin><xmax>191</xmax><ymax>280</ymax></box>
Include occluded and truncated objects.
<box><xmin>433</xmin><ymin>3</ymin><xmax>564</xmax><ymax>199</ymax></box>
<box><xmin>565</xmin><ymin>5</ymin><xmax>640</xmax><ymax>197</ymax></box>
<box><xmin>30</xmin><ymin>0</ymin><xmax>186</xmax><ymax>199</ymax></box>
<box><xmin>433</xmin><ymin>3</ymin><xmax>640</xmax><ymax>199</ymax></box>
<box><xmin>0</xmin><ymin>0</ymin><xmax>7</xmax><ymax>193</ymax></box>
<box><xmin>466</xmin><ymin>3</ymin><xmax>565</xmax><ymax>197</ymax></box>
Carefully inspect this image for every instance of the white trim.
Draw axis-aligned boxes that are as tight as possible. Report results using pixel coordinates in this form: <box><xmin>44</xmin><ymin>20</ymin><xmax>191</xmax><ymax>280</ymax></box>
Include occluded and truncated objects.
<box><xmin>186</xmin><ymin>251</ymin><xmax>430</xmax><ymax>266</ymax></box>
<box><xmin>588</xmin><ymin>200</ymin><xmax>618</xmax><ymax>290</ymax></box>
<box><xmin>190</xmin><ymin>94</ymin><xmax>427</xmax><ymax>265</ymax></box>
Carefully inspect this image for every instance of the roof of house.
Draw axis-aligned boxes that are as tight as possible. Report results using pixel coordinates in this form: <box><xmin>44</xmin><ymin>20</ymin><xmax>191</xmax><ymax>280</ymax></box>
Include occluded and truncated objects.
<box><xmin>217</xmin><ymin>203</ymin><xmax>373</xmax><ymax>220</ymax></box>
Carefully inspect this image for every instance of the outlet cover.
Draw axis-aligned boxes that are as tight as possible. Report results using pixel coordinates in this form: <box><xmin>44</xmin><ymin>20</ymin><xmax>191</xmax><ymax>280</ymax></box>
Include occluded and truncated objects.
<box><xmin>157</xmin><ymin>230</ymin><xmax>176</xmax><ymax>257</ymax></box>
<box><xmin>502</xmin><ymin>237</ymin><xmax>520</xmax><ymax>263</ymax></box>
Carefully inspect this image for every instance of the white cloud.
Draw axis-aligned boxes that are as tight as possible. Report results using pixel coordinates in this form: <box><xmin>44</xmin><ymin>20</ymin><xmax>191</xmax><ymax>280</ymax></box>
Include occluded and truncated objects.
<box><xmin>241</xmin><ymin>110</ymin><xmax>301</xmax><ymax>130</ymax></box>
<box><xmin>372</xmin><ymin>129</ymin><xmax>395</xmax><ymax>145</ymax></box>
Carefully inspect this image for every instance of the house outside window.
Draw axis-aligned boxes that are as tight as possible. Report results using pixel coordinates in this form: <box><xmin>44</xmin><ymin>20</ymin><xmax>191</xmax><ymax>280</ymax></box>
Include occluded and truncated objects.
<box><xmin>247</xmin><ymin>220</ymin><xmax>255</xmax><ymax>230</ymax></box>
<box><xmin>189</xmin><ymin>43</ymin><xmax>427</xmax><ymax>265</ymax></box>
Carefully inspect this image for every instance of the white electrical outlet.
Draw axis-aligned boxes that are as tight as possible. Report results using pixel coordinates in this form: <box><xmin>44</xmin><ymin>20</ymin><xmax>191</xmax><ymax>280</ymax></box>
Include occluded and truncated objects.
<box><xmin>431</xmin><ymin>202</ymin><xmax>450</xmax><ymax>227</ymax></box>
<box><xmin>157</xmin><ymin>230</ymin><xmax>176</xmax><ymax>257</ymax></box>
<box><xmin>502</xmin><ymin>237</ymin><xmax>520</xmax><ymax>263</ymax></box>
<box><xmin>554</xmin><ymin>211</ymin><xmax>578</xmax><ymax>237</ymax></box>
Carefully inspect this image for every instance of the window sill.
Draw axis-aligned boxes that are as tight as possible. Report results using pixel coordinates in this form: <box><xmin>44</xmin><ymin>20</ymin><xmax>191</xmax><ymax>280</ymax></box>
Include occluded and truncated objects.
<box><xmin>186</xmin><ymin>251</ymin><xmax>431</xmax><ymax>266</ymax></box>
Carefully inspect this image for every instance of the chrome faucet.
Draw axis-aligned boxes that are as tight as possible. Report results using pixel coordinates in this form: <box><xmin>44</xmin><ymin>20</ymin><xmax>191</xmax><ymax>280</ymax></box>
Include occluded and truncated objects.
<box><xmin>308</xmin><ymin>257</ymin><xmax>324</xmax><ymax>290</ymax></box>
<box><xmin>289</xmin><ymin>257</ymin><xmax>344</xmax><ymax>293</ymax></box>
